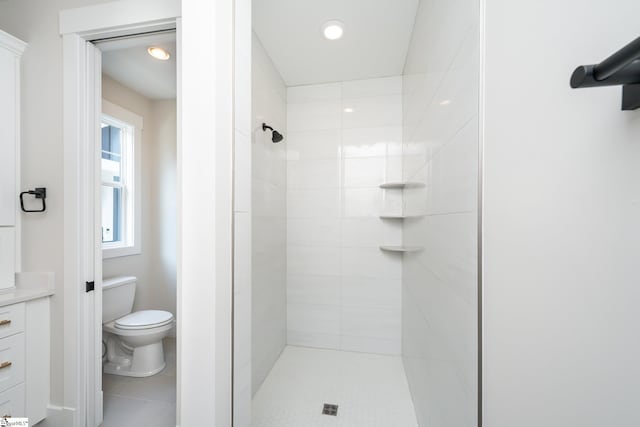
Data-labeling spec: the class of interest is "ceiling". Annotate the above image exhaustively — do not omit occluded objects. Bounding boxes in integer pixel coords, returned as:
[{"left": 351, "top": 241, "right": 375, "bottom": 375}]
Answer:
[
  {"left": 98, "top": 32, "right": 176, "bottom": 100},
  {"left": 253, "top": 0, "right": 419, "bottom": 86}
]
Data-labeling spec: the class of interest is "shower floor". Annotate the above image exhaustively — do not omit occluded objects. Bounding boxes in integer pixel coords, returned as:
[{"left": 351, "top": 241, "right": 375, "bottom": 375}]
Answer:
[{"left": 252, "top": 346, "right": 418, "bottom": 426}]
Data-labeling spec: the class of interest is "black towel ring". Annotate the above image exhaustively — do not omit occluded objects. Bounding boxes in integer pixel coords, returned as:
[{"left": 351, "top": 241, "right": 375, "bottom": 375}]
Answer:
[{"left": 20, "top": 188, "right": 47, "bottom": 213}]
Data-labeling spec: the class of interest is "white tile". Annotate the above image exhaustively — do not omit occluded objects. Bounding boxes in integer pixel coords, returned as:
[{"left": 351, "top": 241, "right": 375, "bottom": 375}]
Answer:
[
  {"left": 253, "top": 180, "right": 286, "bottom": 218},
  {"left": 252, "top": 347, "right": 417, "bottom": 426},
  {"left": 342, "top": 127, "right": 403, "bottom": 158},
  {"left": 287, "top": 100, "right": 341, "bottom": 132},
  {"left": 342, "top": 95, "right": 402, "bottom": 129},
  {"left": 287, "top": 303, "right": 340, "bottom": 335},
  {"left": 342, "top": 76, "right": 402, "bottom": 98},
  {"left": 233, "top": 287, "right": 252, "bottom": 368},
  {"left": 234, "top": 1, "right": 251, "bottom": 136},
  {"left": 341, "top": 188, "right": 382, "bottom": 218},
  {"left": 233, "top": 212, "right": 251, "bottom": 295},
  {"left": 288, "top": 83, "right": 341, "bottom": 104},
  {"left": 102, "top": 395, "right": 175, "bottom": 427},
  {"left": 287, "top": 158, "right": 340, "bottom": 189},
  {"left": 340, "top": 335, "right": 400, "bottom": 355},
  {"left": 252, "top": 139, "right": 287, "bottom": 187},
  {"left": 252, "top": 216, "right": 286, "bottom": 254},
  {"left": 287, "top": 217, "right": 340, "bottom": 247},
  {"left": 287, "top": 274, "right": 341, "bottom": 306},
  {"left": 251, "top": 32, "right": 288, "bottom": 399},
  {"left": 342, "top": 306, "right": 401, "bottom": 341},
  {"left": 340, "top": 217, "right": 402, "bottom": 248},
  {"left": 287, "top": 188, "right": 340, "bottom": 218},
  {"left": 341, "top": 277, "right": 401, "bottom": 309},
  {"left": 386, "top": 155, "right": 404, "bottom": 183},
  {"left": 234, "top": 379, "right": 252, "bottom": 427},
  {"left": 286, "top": 330, "right": 341, "bottom": 350},
  {"left": 427, "top": 118, "right": 478, "bottom": 215},
  {"left": 342, "top": 156, "right": 403, "bottom": 188},
  {"left": 234, "top": 131, "right": 252, "bottom": 212},
  {"left": 108, "top": 373, "right": 176, "bottom": 403},
  {"left": 286, "top": 129, "right": 341, "bottom": 160},
  {"left": 288, "top": 246, "right": 341, "bottom": 276},
  {"left": 281, "top": 78, "right": 407, "bottom": 355},
  {"left": 342, "top": 157, "right": 386, "bottom": 188},
  {"left": 341, "top": 247, "right": 402, "bottom": 279},
  {"left": 411, "top": 213, "right": 477, "bottom": 306},
  {"left": 341, "top": 188, "right": 403, "bottom": 218}
]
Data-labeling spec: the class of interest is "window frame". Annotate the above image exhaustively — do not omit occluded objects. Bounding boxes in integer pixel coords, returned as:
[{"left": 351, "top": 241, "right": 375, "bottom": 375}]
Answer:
[{"left": 101, "top": 100, "right": 143, "bottom": 259}]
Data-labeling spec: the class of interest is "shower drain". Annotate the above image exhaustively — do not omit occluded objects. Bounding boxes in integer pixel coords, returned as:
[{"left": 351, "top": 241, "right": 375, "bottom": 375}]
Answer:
[{"left": 322, "top": 404, "right": 339, "bottom": 416}]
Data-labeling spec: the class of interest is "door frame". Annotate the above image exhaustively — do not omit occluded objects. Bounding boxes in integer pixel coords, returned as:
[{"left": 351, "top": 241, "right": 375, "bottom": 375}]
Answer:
[{"left": 60, "top": 0, "right": 235, "bottom": 425}]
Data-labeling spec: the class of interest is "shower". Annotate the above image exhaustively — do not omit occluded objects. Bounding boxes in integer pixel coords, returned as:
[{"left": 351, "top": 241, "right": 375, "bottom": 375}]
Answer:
[{"left": 262, "top": 122, "right": 284, "bottom": 143}]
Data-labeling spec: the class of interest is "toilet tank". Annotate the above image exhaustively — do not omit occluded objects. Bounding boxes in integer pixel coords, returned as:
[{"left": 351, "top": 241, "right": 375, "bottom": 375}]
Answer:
[{"left": 102, "top": 276, "right": 136, "bottom": 323}]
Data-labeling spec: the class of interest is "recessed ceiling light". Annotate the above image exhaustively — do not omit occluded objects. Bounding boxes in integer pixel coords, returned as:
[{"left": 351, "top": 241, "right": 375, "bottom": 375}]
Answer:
[
  {"left": 322, "top": 20, "right": 345, "bottom": 40},
  {"left": 439, "top": 99, "right": 451, "bottom": 106},
  {"left": 147, "top": 46, "right": 170, "bottom": 60},
  {"left": 343, "top": 107, "right": 354, "bottom": 113}
]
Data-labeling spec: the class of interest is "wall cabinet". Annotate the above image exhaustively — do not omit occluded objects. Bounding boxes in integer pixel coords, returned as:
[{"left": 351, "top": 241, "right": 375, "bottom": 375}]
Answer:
[{"left": 0, "top": 30, "right": 26, "bottom": 290}]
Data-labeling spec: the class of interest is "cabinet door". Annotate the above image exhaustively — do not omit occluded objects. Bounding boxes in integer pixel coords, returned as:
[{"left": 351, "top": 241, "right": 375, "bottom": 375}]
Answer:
[
  {"left": 0, "top": 228, "right": 14, "bottom": 289},
  {"left": 0, "top": 47, "right": 16, "bottom": 226}
]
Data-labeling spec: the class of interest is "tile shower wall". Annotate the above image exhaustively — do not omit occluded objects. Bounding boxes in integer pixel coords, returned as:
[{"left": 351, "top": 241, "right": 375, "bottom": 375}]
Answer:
[
  {"left": 401, "top": 0, "right": 479, "bottom": 425},
  {"left": 286, "top": 77, "right": 403, "bottom": 355},
  {"left": 251, "top": 33, "right": 287, "bottom": 394}
]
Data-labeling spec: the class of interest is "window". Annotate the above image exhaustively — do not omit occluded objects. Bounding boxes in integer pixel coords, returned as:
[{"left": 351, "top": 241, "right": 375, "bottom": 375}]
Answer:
[{"left": 101, "top": 100, "right": 142, "bottom": 258}]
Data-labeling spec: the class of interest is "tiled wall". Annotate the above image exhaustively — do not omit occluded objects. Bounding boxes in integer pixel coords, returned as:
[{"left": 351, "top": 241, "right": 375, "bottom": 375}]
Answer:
[
  {"left": 286, "top": 76, "right": 404, "bottom": 355},
  {"left": 233, "top": 0, "right": 252, "bottom": 423},
  {"left": 401, "top": 0, "right": 479, "bottom": 425},
  {"left": 251, "top": 33, "right": 288, "bottom": 394}
]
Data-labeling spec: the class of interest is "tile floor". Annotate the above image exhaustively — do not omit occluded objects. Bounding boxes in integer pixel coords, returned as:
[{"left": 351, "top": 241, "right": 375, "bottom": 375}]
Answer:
[
  {"left": 252, "top": 346, "right": 418, "bottom": 426},
  {"left": 101, "top": 337, "right": 176, "bottom": 427}
]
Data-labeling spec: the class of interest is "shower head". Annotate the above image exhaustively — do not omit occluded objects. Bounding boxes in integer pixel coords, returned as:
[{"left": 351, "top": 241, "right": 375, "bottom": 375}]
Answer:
[
  {"left": 271, "top": 130, "right": 284, "bottom": 143},
  {"left": 262, "top": 123, "right": 284, "bottom": 143}
]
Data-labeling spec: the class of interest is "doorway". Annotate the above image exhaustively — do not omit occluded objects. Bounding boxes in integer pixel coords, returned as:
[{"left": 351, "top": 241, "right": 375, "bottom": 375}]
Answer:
[
  {"left": 95, "top": 30, "right": 178, "bottom": 426},
  {"left": 61, "top": 1, "right": 239, "bottom": 425}
]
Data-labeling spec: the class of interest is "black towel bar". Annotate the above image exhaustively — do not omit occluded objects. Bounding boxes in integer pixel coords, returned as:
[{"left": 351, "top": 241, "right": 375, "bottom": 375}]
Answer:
[{"left": 570, "top": 37, "right": 640, "bottom": 110}]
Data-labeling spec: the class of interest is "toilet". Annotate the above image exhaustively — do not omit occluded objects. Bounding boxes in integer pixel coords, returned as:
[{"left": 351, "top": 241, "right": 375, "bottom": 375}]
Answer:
[{"left": 102, "top": 276, "right": 174, "bottom": 377}]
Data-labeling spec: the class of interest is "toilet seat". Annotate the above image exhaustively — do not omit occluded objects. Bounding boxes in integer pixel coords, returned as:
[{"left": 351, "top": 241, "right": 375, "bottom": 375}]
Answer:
[{"left": 115, "top": 310, "right": 174, "bottom": 330}]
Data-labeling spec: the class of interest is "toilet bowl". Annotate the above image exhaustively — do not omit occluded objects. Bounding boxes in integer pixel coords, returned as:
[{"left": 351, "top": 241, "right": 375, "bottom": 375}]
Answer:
[{"left": 102, "top": 277, "right": 175, "bottom": 377}]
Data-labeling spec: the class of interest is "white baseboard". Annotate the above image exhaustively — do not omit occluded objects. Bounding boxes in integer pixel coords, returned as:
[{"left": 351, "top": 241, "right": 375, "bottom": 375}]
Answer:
[{"left": 36, "top": 404, "right": 75, "bottom": 427}]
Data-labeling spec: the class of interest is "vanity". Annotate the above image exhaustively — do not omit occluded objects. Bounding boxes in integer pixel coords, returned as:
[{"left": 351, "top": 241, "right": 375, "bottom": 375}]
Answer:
[
  {"left": 0, "top": 29, "right": 53, "bottom": 424},
  {"left": 0, "top": 274, "right": 53, "bottom": 422}
]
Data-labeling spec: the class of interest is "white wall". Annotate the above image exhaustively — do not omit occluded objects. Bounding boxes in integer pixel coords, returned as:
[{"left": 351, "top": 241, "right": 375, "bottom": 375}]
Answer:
[
  {"left": 401, "top": 0, "right": 479, "bottom": 424},
  {"left": 0, "top": 0, "right": 112, "bottom": 410},
  {"left": 251, "top": 33, "right": 287, "bottom": 393},
  {"left": 101, "top": 76, "right": 177, "bottom": 324},
  {"left": 148, "top": 99, "right": 177, "bottom": 315},
  {"left": 483, "top": 0, "right": 640, "bottom": 426},
  {"left": 286, "top": 76, "right": 404, "bottom": 355}
]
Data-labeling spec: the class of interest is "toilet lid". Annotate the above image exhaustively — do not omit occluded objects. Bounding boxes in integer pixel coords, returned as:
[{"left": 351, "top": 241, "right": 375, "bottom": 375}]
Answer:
[{"left": 115, "top": 310, "right": 174, "bottom": 330}]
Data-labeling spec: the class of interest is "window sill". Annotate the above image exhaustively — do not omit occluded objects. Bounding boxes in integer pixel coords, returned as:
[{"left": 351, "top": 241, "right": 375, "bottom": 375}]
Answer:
[{"left": 102, "top": 245, "right": 141, "bottom": 259}]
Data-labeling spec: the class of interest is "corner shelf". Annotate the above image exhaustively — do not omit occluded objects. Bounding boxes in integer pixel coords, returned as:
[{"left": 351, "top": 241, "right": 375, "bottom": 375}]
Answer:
[
  {"left": 379, "top": 214, "right": 426, "bottom": 220},
  {"left": 380, "top": 246, "right": 423, "bottom": 253},
  {"left": 379, "top": 182, "right": 425, "bottom": 189}
]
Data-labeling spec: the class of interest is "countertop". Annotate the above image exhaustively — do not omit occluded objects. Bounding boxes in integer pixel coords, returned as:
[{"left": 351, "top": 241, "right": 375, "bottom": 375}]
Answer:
[
  {"left": 0, "top": 287, "right": 54, "bottom": 307},
  {"left": 0, "top": 271, "right": 55, "bottom": 307}
]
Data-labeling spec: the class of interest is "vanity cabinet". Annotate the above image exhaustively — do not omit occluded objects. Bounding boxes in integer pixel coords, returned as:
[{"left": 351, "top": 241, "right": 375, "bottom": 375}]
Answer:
[
  {"left": 0, "top": 297, "right": 50, "bottom": 423},
  {"left": 0, "top": 30, "right": 26, "bottom": 290}
]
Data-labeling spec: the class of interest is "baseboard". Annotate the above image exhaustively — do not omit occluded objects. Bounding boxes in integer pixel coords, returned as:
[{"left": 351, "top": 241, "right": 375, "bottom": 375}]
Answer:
[{"left": 35, "top": 404, "right": 75, "bottom": 427}]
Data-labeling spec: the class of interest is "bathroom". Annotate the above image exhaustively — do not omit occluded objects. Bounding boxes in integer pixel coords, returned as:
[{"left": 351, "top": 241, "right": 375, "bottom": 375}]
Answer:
[
  {"left": 0, "top": 0, "right": 639, "bottom": 425},
  {"left": 98, "top": 32, "right": 178, "bottom": 425},
  {"left": 233, "top": 0, "right": 479, "bottom": 425}
]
